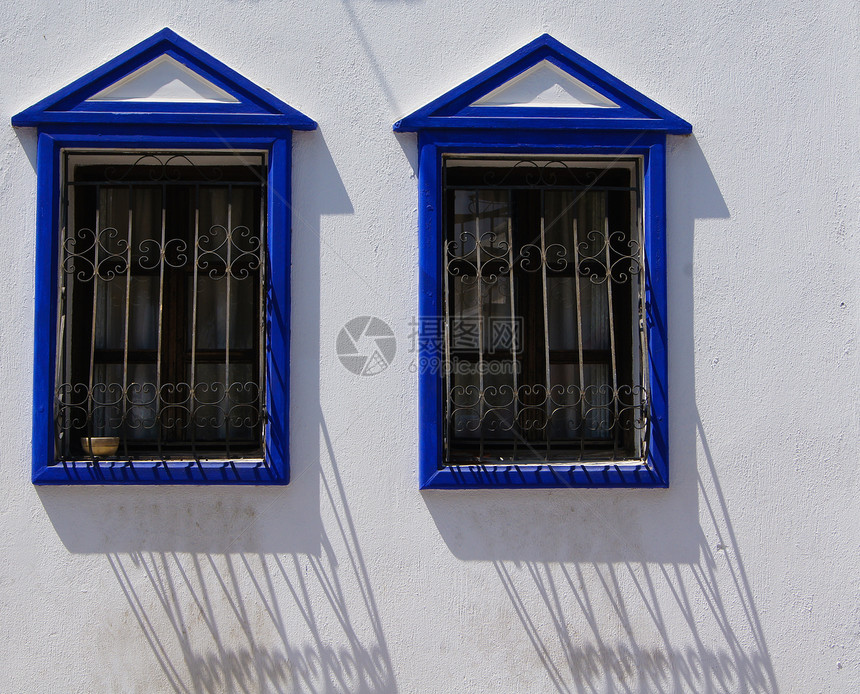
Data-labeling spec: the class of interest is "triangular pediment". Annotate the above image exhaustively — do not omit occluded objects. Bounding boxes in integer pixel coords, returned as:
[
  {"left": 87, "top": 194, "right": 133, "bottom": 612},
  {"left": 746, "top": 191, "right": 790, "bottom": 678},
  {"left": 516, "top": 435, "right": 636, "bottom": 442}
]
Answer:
[
  {"left": 12, "top": 28, "right": 315, "bottom": 130},
  {"left": 394, "top": 35, "right": 691, "bottom": 133},
  {"left": 470, "top": 60, "right": 618, "bottom": 109},
  {"left": 87, "top": 55, "right": 240, "bottom": 103}
]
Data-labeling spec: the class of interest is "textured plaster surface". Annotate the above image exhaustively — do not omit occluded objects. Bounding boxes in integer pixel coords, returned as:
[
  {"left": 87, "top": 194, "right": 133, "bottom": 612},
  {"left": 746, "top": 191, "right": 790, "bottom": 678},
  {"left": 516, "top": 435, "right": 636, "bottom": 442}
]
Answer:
[{"left": 0, "top": 1, "right": 858, "bottom": 692}]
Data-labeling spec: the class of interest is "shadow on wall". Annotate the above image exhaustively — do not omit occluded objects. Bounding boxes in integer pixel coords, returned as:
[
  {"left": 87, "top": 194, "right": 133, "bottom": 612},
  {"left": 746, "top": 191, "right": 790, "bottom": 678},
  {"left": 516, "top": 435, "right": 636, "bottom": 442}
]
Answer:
[
  {"left": 474, "top": 417, "right": 777, "bottom": 693},
  {"left": 104, "top": 439, "right": 393, "bottom": 693},
  {"left": 29, "top": 130, "right": 769, "bottom": 692},
  {"left": 423, "top": 136, "right": 776, "bottom": 692},
  {"left": 35, "top": 130, "right": 395, "bottom": 693}
]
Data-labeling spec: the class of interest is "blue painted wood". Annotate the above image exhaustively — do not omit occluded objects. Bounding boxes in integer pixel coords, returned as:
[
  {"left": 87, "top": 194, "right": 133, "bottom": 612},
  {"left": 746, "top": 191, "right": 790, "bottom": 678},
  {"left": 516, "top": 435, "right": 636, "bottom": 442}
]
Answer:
[
  {"left": 421, "top": 464, "right": 666, "bottom": 489},
  {"left": 643, "top": 143, "right": 669, "bottom": 486},
  {"left": 15, "top": 30, "right": 313, "bottom": 484},
  {"left": 265, "top": 137, "right": 291, "bottom": 485},
  {"left": 12, "top": 28, "right": 316, "bottom": 130},
  {"left": 406, "top": 73, "right": 681, "bottom": 488},
  {"left": 417, "top": 138, "right": 443, "bottom": 489},
  {"left": 394, "top": 34, "right": 691, "bottom": 134},
  {"left": 32, "top": 133, "right": 61, "bottom": 485}
]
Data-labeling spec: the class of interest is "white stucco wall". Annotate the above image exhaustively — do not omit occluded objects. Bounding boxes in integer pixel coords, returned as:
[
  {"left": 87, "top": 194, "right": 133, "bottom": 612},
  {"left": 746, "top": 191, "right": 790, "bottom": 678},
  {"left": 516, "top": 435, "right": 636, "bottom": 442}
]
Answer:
[{"left": 0, "top": 1, "right": 857, "bottom": 692}]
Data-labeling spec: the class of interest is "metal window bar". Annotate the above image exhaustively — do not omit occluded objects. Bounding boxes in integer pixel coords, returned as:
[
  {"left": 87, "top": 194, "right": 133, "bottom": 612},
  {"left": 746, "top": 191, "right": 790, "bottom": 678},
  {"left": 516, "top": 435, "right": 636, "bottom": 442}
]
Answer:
[
  {"left": 473, "top": 191, "right": 485, "bottom": 460},
  {"left": 442, "top": 157, "right": 648, "bottom": 467},
  {"left": 54, "top": 152, "right": 267, "bottom": 464}
]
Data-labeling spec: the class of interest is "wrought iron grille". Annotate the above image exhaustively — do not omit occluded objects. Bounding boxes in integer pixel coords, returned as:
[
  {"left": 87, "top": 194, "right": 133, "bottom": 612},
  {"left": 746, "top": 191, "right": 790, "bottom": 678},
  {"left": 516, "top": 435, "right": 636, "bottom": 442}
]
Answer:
[
  {"left": 442, "top": 156, "right": 648, "bottom": 465},
  {"left": 54, "top": 151, "right": 267, "bottom": 463}
]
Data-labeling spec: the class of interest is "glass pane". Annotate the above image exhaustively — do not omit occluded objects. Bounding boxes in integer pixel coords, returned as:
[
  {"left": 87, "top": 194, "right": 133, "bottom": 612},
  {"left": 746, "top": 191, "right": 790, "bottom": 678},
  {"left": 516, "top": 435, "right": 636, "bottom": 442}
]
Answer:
[
  {"left": 90, "top": 363, "right": 158, "bottom": 441},
  {"left": 58, "top": 153, "right": 266, "bottom": 461},
  {"left": 449, "top": 364, "right": 516, "bottom": 441},
  {"left": 451, "top": 190, "right": 477, "bottom": 258},
  {"left": 544, "top": 191, "right": 576, "bottom": 268},
  {"left": 547, "top": 277, "right": 578, "bottom": 351},
  {"left": 484, "top": 276, "right": 514, "bottom": 353},
  {"left": 99, "top": 187, "right": 130, "bottom": 257},
  {"left": 94, "top": 276, "right": 158, "bottom": 351},
  {"left": 94, "top": 278, "right": 125, "bottom": 351},
  {"left": 189, "top": 275, "right": 255, "bottom": 350},
  {"left": 451, "top": 276, "right": 514, "bottom": 353},
  {"left": 450, "top": 189, "right": 510, "bottom": 259},
  {"left": 198, "top": 186, "right": 259, "bottom": 268},
  {"left": 582, "top": 363, "right": 612, "bottom": 440},
  {"left": 549, "top": 363, "right": 581, "bottom": 440},
  {"left": 130, "top": 187, "right": 162, "bottom": 265},
  {"left": 190, "top": 363, "right": 258, "bottom": 442},
  {"left": 128, "top": 277, "right": 159, "bottom": 351},
  {"left": 476, "top": 189, "right": 510, "bottom": 250},
  {"left": 449, "top": 367, "right": 481, "bottom": 440},
  {"left": 230, "top": 186, "right": 260, "bottom": 255},
  {"left": 580, "top": 281, "right": 609, "bottom": 351},
  {"left": 482, "top": 367, "right": 516, "bottom": 440}
]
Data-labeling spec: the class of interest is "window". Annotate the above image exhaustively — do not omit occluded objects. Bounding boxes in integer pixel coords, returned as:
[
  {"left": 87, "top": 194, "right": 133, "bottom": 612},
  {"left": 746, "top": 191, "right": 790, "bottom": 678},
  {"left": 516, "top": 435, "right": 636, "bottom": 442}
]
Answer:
[
  {"left": 57, "top": 151, "right": 266, "bottom": 463},
  {"left": 443, "top": 156, "right": 646, "bottom": 466},
  {"left": 13, "top": 29, "right": 316, "bottom": 483},
  {"left": 394, "top": 34, "right": 691, "bottom": 488}
]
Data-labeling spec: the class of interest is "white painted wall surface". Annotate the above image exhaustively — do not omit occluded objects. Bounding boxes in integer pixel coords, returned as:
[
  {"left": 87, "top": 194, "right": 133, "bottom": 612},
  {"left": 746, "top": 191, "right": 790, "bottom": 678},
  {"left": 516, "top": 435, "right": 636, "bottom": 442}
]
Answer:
[{"left": 0, "top": 1, "right": 857, "bottom": 692}]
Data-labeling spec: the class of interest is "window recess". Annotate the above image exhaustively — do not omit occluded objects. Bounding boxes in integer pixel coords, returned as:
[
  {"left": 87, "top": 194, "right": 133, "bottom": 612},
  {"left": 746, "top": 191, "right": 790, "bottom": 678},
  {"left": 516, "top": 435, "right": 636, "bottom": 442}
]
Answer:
[
  {"left": 56, "top": 151, "right": 266, "bottom": 463},
  {"left": 443, "top": 157, "right": 647, "bottom": 466}
]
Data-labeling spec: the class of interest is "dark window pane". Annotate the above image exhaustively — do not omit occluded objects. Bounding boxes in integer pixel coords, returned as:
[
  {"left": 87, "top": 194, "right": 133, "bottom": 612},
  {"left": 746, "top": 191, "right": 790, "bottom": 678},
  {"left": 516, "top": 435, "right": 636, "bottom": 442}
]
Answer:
[
  {"left": 55, "top": 152, "right": 266, "bottom": 462},
  {"left": 442, "top": 157, "right": 646, "bottom": 465}
]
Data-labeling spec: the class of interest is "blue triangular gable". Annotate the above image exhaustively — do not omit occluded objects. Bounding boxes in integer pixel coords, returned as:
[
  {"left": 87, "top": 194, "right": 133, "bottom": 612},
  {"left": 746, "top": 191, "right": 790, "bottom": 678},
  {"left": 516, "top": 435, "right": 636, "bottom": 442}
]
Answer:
[
  {"left": 394, "top": 35, "right": 690, "bottom": 134},
  {"left": 12, "top": 28, "right": 316, "bottom": 130}
]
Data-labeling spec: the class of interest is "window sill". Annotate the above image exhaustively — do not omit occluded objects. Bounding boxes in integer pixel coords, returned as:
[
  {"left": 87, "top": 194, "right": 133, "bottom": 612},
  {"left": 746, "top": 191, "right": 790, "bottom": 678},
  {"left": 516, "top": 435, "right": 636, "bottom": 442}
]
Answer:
[
  {"left": 33, "top": 458, "right": 286, "bottom": 485},
  {"left": 421, "top": 462, "right": 667, "bottom": 489}
]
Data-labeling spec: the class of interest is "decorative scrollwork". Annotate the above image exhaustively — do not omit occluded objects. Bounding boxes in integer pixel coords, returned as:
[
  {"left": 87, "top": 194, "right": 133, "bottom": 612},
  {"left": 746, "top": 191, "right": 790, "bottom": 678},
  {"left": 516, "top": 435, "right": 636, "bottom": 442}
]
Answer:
[
  {"left": 518, "top": 242, "right": 570, "bottom": 273},
  {"left": 445, "top": 230, "right": 510, "bottom": 285},
  {"left": 481, "top": 159, "right": 578, "bottom": 187},
  {"left": 63, "top": 227, "right": 130, "bottom": 281},
  {"left": 576, "top": 230, "right": 642, "bottom": 284},
  {"left": 55, "top": 380, "right": 263, "bottom": 458},
  {"left": 103, "top": 154, "right": 224, "bottom": 183},
  {"left": 138, "top": 237, "right": 189, "bottom": 270},
  {"left": 198, "top": 225, "right": 263, "bottom": 280},
  {"left": 609, "top": 238, "right": 642, "bottom": 283},
  {"left": 446, "top": 382, "right": 649, "bottom": 437}
]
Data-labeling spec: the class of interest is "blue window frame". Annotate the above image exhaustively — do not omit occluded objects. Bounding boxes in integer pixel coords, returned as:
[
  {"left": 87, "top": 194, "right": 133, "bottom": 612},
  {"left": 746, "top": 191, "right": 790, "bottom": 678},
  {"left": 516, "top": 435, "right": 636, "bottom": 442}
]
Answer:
[
  {"left": 13, "top": 28, "right": 315, "bottom": 484},
  {"left": 394, "top": 35, "right": 691, "bottom": 489}
]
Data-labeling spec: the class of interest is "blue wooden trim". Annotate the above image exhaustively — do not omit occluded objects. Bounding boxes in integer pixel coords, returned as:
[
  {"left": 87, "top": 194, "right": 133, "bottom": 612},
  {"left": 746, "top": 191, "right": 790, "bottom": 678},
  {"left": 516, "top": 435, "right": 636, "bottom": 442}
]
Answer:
[
  {"left": 28, "top": 132, "right": 293, "bottom": 485},
  {"left": 32, "top": 133, "right": 61, "bottom": 485},
  {"left": 398, "top": 117, "right": 691, "bottom": 134},
  {"left": 413, "top": 128, "right": 662, "bottom": 150},
  {"left": 12, "top": 28, "right": 316, "bottom": 130},
  {"left": 394, "top": 34, "right": 691, "bottom": 134},
  {"left": 34, "top": 126, "right": 299, "bottom": 142},
  {"left": 33, "top": 461, "right": 284, "bottom": 485},
  {"left": 413, "top": 131, "right": 672, "bottom": 489},
  {"left": 417, "top": 138, "right": 443, "bottom": 488},
  {"left": 15, "top": 112, "right": 315, "bottom": 129},
  {"left": 265, "top": 137, "right": 291, "bottom": 484},
  {"left": 643, "top": 143, "right": 669, "bottom": 486},
  {"left": 422, "top": 465, "right": 666, "bottom": 489},
  {"left": 70, "top": 103, "right": 268, "bottom": 114}
]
